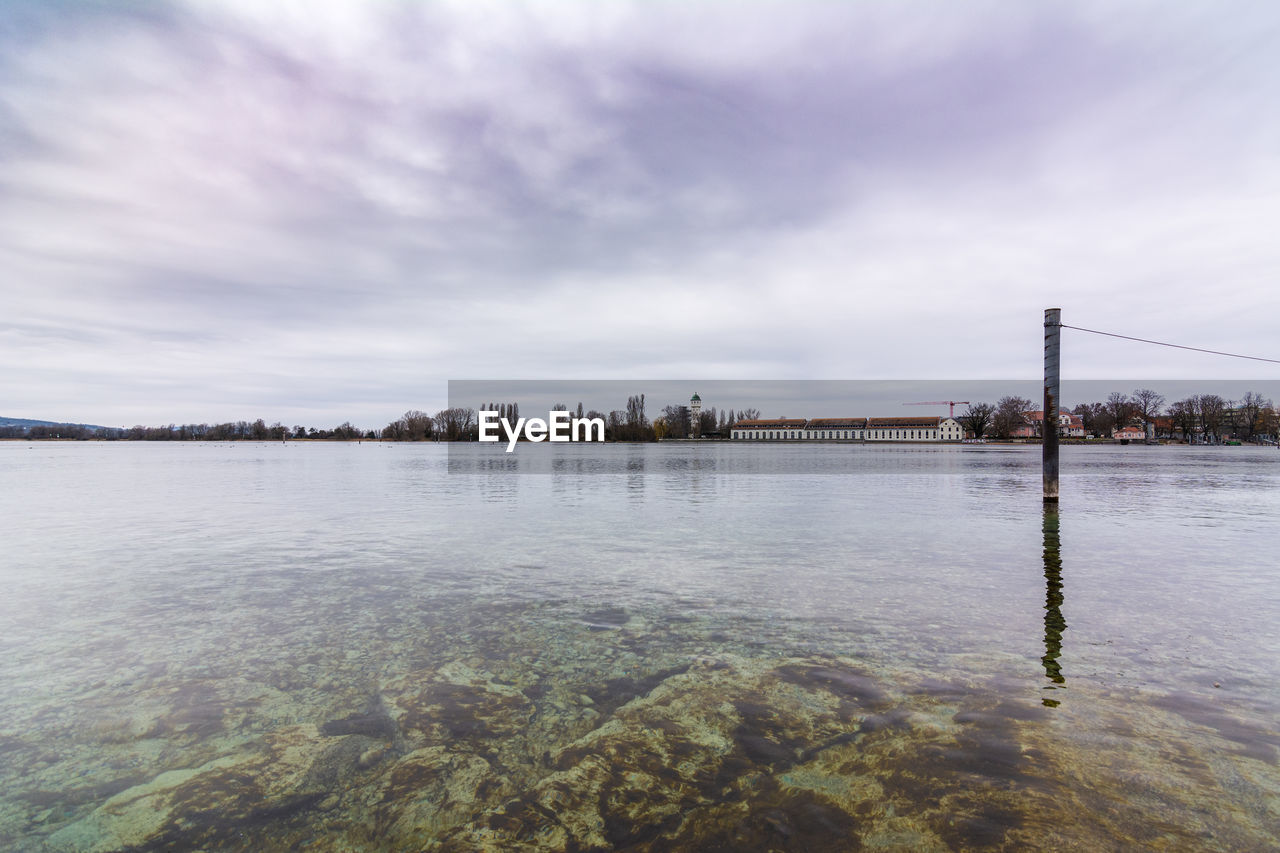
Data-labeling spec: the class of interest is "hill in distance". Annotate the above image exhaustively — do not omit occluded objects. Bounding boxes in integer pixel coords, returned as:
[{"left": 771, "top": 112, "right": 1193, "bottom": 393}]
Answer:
[{"left": 0, "top": 416, "right": 119, "bottom": 432}]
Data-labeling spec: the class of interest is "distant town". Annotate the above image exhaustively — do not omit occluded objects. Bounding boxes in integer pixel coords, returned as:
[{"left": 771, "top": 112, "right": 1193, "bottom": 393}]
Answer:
[{"left": 3, "top": 387, "right": 1276, "bottom": 445}]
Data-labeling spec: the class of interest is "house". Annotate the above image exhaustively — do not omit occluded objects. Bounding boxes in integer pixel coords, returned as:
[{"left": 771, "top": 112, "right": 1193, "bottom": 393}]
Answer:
[
  {"left": 1112, "top": 425, "right": 1146, "bottom": 441},
  {"left": 1017, "top": 409, "right": 1086, "bottom": 438},
  {"left": 1010, "top": 419, "right": 1037, "bottom": 439}
]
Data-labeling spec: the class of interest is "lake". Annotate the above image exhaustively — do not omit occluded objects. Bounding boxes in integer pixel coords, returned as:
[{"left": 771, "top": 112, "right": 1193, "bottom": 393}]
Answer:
[{"left": 1, "top": 441, "right": 1277, "bottom": 851}]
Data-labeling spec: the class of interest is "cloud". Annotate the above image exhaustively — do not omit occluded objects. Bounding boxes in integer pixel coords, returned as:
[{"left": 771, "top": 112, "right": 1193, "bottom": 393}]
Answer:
[{"left": 2, "top": 1, "right": 1279, "bottom": 426}]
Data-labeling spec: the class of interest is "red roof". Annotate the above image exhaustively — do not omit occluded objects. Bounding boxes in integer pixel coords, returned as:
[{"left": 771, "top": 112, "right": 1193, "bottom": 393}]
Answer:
[
  {"left": 866, "top": 417, "right": 944, "bottom": 428},
  {"left": 734, "top": 419, "right": 808, "bottom": 428}
]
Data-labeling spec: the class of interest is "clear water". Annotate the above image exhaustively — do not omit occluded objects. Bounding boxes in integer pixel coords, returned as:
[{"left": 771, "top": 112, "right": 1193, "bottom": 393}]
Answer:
[{"left": 0, "top": 442, "right": 1276, "bottom": 851}]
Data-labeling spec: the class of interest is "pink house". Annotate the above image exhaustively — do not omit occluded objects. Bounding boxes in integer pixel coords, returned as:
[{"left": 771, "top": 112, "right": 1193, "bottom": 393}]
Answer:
[{"left": 1015, "top": 410, "right": 1086, "bottom": 438}]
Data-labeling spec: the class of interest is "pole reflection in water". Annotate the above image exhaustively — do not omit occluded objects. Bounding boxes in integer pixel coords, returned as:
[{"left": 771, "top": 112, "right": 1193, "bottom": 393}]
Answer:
[{"left": 1042, "top": 504, "right": 1067, "bottom": 706}]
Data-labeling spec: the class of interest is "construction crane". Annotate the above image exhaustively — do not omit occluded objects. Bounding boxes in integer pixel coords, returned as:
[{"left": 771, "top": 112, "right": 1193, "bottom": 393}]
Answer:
[{"left": 904, "top": 400, "right": 970, "bottom": 418}]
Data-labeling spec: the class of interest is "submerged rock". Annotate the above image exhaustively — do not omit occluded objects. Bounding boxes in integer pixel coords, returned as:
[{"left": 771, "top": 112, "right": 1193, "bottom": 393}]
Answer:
[
  {"left": 34, "top": 652, "right": 1280, "bottom": 852},
  {"left": 429, "top": 656, "right": 937, "bottom": 852},
  {"left": 46, "top": 725, "right": 331, "bottom": 852}
]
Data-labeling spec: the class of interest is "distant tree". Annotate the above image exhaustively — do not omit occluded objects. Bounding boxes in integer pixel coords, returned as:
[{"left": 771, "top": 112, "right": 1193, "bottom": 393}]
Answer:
[
  {"left": 661, "top": 404, "right": 690, "bottom": 439},
  {"left": 1236, "top": 391, "right": 1267, "bottom": 439},
  {"left": 1168, "top": 398, "right": 1199, "bottom": 442},
  {"left": 1105, "top": 392, "right": 1135, "bottom": 432},
  {"left": 992, "top": 396, "right": 1033, "bottom": 438},
  {"left": 1132, "top": 388, "right": 1165, "bottom": 423},
  {"left": 624, "top": 394, "right": 649, "bottom": 440},
  {"left": 699, "top": 406, "right": 717, "bottom": 435},
  {"left": 402, "top": 410, "right": 433, "bottom": 441},
  {"left": 1197, "top": 394, "right": 1226, "bottom": 442},
  {"left": 433, "top": 408, "right": 475, "bottom": 441},
  {"left": 333, "top": 422, "right": 361, "bottom": 440},
  {"left": 1071, "top": 403, "right": 1106, "bottom": 437},
  {"left": 738, "top": 408, "right": 761, "bottom": 421},
  {"left": 959, "top": 402, "right": 994, "bottom": 439},
  {"left": 1258, "top": 404, "right": 1279, "bottom": 440}
]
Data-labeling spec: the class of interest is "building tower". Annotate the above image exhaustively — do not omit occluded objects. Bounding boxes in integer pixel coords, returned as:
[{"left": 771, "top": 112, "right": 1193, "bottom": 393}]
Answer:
[{"left": 690, "top": 392, "right": 702, "bottom": 438}]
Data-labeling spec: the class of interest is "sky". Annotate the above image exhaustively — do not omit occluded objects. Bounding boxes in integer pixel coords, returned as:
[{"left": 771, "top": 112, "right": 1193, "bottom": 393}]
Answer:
[{"left": 3, "top": 1, "right": 1279, "bottom": 428}]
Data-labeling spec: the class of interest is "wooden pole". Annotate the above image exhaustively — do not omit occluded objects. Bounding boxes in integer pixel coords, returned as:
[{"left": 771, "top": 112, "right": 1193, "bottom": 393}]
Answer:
[{"left": 1044, "top": 308, "right": 1061, "bottom": 502}]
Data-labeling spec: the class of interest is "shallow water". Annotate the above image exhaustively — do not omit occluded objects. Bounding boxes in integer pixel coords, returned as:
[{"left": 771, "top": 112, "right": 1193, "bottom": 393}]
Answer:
[{"left": 0, "top": 441, "right": 1276, "bottom": 850}]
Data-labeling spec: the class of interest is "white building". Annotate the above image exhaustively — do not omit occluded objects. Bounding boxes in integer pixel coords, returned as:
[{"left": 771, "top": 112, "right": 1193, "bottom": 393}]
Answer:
[
  {"left": 864, "top": 416, "right": 964, "bottom": 442},
  {"left": 730, "top": 416, "right": 963, "bottom": 442},
  {"left": 730, "top": 418, "right": 808, "bottom": 440},
  {"left": 805, "top": 418, "right": 866, "bottom": 440}
]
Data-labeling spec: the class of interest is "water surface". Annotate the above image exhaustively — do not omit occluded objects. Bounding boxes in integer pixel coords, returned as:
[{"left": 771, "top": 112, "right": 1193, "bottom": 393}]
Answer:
[{"left": 0, "top": 442, "right": 1276, "bottom": 850}]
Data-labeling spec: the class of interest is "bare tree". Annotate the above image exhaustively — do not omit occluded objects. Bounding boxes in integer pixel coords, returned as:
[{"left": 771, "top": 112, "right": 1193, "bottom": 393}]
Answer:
[
  {"left": 1072, "top": 402, "right": 1108, "bottom": 437},
  {"left": 1168, "top": 398, "right": 1199, "bottom": 442},
  {"left": 402, "top": 410, "right": 434, "bottom": 441},
  {"left": 661, "top": 404, "right": 690, "bottom": 439},
  {"left": 1258, "top": 403, "right": 1279, "bottom": 441},
  {"left": 959, "top": 402, "right": 994, "bottom": 439},
  {"left": 434, "top": 407, "right": 475, "bottom": 441},
  {"left": 1196, "top": 394, "right": 1225, "bottom": 443},
  {"left": 1132, "top": 388, "right": 1165, "bottom": 423},
  {"left": 1236, "top": 391, "right": 1267, "bottom": 439},
  {"left": 333, "top": 422, "right": 362, "bottom": 440},
  {"left": 992, "top": 396, "right": 1033, "bottom": 438},
  {"left": 1105, "top": 392, "right": 1134, "bottom": 431}
]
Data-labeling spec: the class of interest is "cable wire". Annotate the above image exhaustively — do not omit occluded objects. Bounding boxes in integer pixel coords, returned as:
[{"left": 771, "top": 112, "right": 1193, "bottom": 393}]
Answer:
[{"left": 1056, "top": 324, "right": 1280, "bottom": 365}]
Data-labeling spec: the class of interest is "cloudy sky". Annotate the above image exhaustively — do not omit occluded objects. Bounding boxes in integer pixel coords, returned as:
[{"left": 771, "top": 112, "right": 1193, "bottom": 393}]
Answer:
[{"left": 3, "top": 1, "right": 1279, "bottom": 428}]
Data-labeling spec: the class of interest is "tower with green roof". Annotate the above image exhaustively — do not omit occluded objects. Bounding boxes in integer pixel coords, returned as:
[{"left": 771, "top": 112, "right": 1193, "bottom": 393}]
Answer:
[{"left": 690, "top": 392, "right": 702, "bottom": 438}]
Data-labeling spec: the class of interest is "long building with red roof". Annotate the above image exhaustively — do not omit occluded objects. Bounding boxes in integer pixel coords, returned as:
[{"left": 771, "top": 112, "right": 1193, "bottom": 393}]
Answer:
[{"left": 730, "top": 416, "right": 963, "bottom": 442}]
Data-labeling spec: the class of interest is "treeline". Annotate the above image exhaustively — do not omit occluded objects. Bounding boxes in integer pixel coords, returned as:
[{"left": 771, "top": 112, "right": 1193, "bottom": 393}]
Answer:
[
  {"left": 0, "top": 424, "right": 119, "bottom": 440},
  {"left": 957, "top": 388, "right": 1277, "bottom": 442},
  {"left": 380, "top": 408, "right": 479, "bottom": 441},
  {"left": 653, "top": 404, "right": 759, "bottom": 439},
  {"left": 378, "top": 396, "right": 762, "bottom": 442},
  {"left": 1, "top": 420, "right": 372, "bottom": 441},
  {"left": 14, "top": 387, "right": 1271, "bottom": 444}
]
